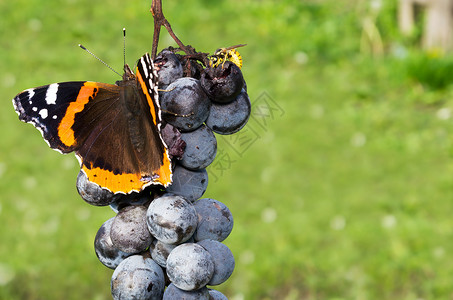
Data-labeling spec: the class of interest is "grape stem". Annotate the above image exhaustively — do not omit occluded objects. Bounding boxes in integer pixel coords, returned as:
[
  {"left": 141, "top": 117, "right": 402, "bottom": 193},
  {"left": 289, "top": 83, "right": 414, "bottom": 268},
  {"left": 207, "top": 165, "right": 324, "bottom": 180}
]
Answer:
[{"left": 150, "top": 0, "right": 193, "bottom": 60}]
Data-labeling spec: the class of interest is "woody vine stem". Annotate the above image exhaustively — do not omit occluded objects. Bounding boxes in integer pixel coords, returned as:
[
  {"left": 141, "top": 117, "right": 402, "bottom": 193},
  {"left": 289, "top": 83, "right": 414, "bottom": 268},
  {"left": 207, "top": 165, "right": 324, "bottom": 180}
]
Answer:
[{"left": 150, "top": 0, "right": 193, "bottom": 60}]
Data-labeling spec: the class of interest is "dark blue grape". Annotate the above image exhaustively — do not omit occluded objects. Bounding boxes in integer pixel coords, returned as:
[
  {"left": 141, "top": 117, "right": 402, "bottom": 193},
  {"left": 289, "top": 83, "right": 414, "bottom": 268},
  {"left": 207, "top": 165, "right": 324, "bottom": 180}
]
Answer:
[
  {"left": 205, "top": 90, "right": 251, "bottom": 135},
  {"left": 163, "top": 283, "right": 209, "bottom": 300},
  {"left": 208, "top": 289, "right": 228, "bottom": 300},
  {"left": 198, "top": 239, "right": 235, "bottom": 285},
  {"left": 160, "top": 77, "right": 211, "bottom": 132},
  {"left": 166, "top": 165, "right": 208, "bottom": 202},
  {"left": 179, "top": 124, "right": 217, "bottom": 170},
  {"left": 76, "top": 170, "right": 121, "bottom": 206},
  {"left": 193, "top": 198, "right": 233, "bottom": 242},
  {"left": 94, "top": 217, "right": 131, "bottom": 269},
  {"left": 146, "top": 194, "right": 197, "bottom": 245},
  {"left": 110, "top": 205, "right": 153, "bottom": 253},
  {"left": 150, "top": 236, "right": 195, "bottom": 268},
  {"left": 155, "top": 49, "right": 183, "bottom": 89},
  {"left": 111, "top": 255, "right": 165, "bottom": 300},
  {"left": 201, "top": 61, "right": 244, "bottom": 103},
  {"left": 166, "top": 243, "right": 214, "bottom": 291},
  {"left": 109, "top": 192, "right": 151, "bottom": 214},
  {"left": 149, "top": 239, "right": 177, "bottom": 268}
]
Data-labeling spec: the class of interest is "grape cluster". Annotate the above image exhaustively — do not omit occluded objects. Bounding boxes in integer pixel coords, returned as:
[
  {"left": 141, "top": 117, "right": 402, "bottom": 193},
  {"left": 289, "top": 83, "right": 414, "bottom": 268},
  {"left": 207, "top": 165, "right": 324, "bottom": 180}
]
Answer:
[{"left": 77, "top": 47, "right": 250, "bottom": 299}]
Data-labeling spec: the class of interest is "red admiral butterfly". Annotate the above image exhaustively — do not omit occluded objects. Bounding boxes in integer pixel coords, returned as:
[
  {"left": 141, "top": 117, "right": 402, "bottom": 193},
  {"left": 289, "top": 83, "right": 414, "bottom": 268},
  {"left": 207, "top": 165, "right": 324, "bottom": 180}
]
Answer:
[{"left": 12, "top": 53, "right": 172, "bottom": 194}]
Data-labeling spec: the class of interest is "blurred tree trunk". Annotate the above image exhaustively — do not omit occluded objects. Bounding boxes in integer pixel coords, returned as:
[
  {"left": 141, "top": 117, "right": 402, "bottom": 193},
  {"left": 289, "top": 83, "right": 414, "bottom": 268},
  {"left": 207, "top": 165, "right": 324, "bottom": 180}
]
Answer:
[
  {"left": 399, "top": 0, "right": 415, "bottom": 34},
  {"left": 423, "top": 0, "right": 453, "bottom": 51},
  {"left": 398, "top": 0, "right": 453, "bottom": 52}
]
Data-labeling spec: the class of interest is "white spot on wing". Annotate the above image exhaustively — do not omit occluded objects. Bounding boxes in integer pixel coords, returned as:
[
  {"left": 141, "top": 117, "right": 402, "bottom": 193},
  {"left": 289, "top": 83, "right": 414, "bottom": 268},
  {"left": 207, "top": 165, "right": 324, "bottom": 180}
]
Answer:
[
  {"left": 26, "top": 88, "right": 35, "bottom": 99},
  {"left": 32, "top": 107, "right": 38, "bottom": 112},
  {"left": 39, "top": 109, "right": 48, "bottom": 119},
  {"left": 45, "top": 83, "right": 59, "bottom": 105},
  {"left": 52, "top": 115, "right": 57, "bottom": 119}
]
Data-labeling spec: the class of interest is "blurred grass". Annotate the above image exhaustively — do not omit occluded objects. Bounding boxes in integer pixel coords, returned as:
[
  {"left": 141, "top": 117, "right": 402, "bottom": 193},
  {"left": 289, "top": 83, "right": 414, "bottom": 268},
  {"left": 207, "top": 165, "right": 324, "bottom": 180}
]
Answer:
[{"left": 2, "top": 0, "right": 453, "bottom": 299}]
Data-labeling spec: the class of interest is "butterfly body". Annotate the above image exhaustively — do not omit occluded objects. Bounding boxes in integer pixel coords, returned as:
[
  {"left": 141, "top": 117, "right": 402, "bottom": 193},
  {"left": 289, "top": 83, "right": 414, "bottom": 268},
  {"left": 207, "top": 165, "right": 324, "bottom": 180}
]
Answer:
[{"left": 13, "top": 53, "right": 172, "bottom": 194}]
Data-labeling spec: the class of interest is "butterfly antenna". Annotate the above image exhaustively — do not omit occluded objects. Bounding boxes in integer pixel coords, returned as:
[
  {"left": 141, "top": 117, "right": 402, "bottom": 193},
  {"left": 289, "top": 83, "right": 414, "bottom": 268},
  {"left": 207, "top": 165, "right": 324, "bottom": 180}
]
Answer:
[
  {"left": 123, "top": 28, "right": 126, "bottom": 67},
  {"left": 78, "top": 44, "right": 122, "bottom": 77}
]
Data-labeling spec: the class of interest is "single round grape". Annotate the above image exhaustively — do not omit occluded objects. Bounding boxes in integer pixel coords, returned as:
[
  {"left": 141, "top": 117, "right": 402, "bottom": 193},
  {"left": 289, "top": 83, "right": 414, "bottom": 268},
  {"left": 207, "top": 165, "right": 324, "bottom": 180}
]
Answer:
[
  {"left": 198, "top": 239, "right": 235, "bottom": 285},
  {"left": 110, "top": 205, "right": 153, "bottom": 253},
  {"left": 160, "top": 77, "right": 211, "bottom": 132},
  {"left": 109, "top": 192, "right": 151, "bottom": 214},
  {"left": 166, "top": 165, "right": 208, "bottom": 202},
  {"left": 180, "top": 124, "right": 217, "bottom": 170},
  {"left": 208, "top": 289, "right": 228, "bottom": 300},
  {"left": 166, "top": 243, "right": 214, "bottom": 291},
  {"left": 146, "top": 194, "right": 197, "bottom": 245},
  {"left": 150, "top": 236, "right": 195, "bottom": 268},
  {"left": 201, "top": 61, "right": 244, "bottom": 103},
  {"left": 111, "top": 255, "right": 165, "bottom": 300},
  {"left": 94, "top": 217, "right": 131, "bottom": 269},
  {"left": 205, "top": 90, "right": 251, "bottom": 135},
  {"left": 163, "top": 283, "right": 209, "bottom": 300},
  {"left": 76, "top": 170, "right": 121, "bottom": 206},
  {"left": 155, "top": 49, "right": 183, "bottom": 89},
  {"left": 149, "top": 239, "right": 177, "bottom": 268},
  {"left": 193, "top": 198, "right": 233, "bottom": 242}
]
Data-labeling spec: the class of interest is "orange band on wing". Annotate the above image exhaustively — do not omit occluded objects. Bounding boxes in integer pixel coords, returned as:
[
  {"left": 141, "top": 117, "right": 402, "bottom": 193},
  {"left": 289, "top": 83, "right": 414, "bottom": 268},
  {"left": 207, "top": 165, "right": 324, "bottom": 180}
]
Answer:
[
  {"left": 82, "top": 165, "right": 143, "bottom": 193},
  {"left": 135, "top": 69, "right": 173, "bottom": 190},
  {"left": 82, "top": 162, "right": 172, "bottom": 194},
  {"left": 58, "top": 82, "right": 100, "bottom": 147},
  {"left": 156, "top": 150, "right": 172, "bottom": 187},
  {"left": 136, "top": 70, "right": 158, "bottom": 126}
]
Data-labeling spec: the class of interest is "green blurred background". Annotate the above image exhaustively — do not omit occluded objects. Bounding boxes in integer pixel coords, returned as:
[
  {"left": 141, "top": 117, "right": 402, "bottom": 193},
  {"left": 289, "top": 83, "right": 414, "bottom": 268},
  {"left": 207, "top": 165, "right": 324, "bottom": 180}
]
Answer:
[{"left": 2, "top": 0, "right": 453, "bottom": 299}]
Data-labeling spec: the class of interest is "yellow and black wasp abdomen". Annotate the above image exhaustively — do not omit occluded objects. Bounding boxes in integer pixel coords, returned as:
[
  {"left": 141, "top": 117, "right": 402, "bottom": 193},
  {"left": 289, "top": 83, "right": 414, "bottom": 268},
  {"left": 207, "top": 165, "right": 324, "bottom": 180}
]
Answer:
[
  {"left": 225, "top": 49, "right": 243, "bottom": 69},
  {"left": 209, "top": 44, "right": 246, "bottom": 69}
]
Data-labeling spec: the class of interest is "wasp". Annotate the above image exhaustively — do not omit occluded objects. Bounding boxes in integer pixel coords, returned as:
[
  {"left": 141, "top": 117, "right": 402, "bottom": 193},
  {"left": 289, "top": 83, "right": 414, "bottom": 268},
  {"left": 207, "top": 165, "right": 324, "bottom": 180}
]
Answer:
[{"left": 209, "top": 44, "right": 246, "bottom": 69}]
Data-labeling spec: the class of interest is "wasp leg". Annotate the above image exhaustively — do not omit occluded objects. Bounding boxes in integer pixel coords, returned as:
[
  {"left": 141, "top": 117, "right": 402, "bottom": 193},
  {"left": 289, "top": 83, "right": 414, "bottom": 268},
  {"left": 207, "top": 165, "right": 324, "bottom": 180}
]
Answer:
[{"left": 157, "top": 87, "right": 176, "bottom": 92}]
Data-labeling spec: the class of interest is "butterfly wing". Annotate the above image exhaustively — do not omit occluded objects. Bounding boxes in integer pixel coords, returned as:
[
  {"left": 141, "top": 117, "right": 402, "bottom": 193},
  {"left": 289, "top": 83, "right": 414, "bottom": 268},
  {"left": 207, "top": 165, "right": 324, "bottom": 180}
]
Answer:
[
  {"left": 12, "top": 53, "right": 172, "bottom": 194},
  {"left": 76, "top": 53, "right": 172, "bottom": 193},
  {"left": 13, "top": 81, "right": 118, "bottom": 153}
]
